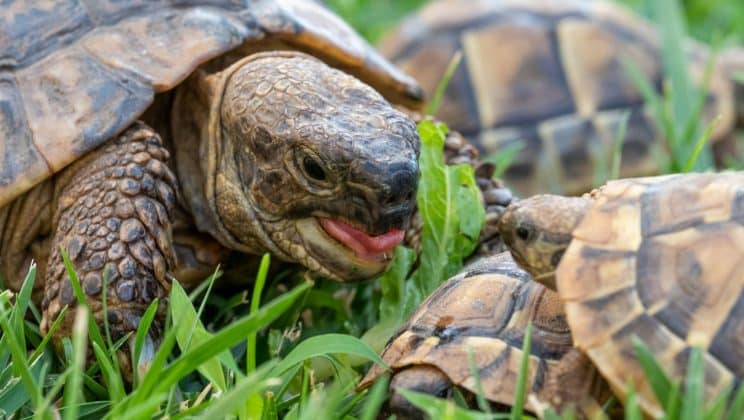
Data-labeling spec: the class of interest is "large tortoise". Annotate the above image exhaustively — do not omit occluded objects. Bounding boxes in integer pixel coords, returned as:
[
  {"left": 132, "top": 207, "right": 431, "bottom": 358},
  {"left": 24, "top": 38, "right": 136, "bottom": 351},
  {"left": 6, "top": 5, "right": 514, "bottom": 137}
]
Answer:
[
  {"left": 380, "top": 0, "right": 744, "bottom": 197},
  {"left": 360, "top": 252, "right": 609, "bottom": 417},
  {"left": 498, "top": 172, "right": 744, "bottom": 416},
  {"left": 0, "top": 0, "right": 435, "bottom": 369}
]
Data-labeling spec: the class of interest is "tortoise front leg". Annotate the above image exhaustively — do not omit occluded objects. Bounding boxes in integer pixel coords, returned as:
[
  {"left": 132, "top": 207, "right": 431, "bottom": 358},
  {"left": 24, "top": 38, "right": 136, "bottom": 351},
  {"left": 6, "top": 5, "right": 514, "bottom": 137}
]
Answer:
[{"left": 40, "top": 122, "right": 177, "bottom": 375}]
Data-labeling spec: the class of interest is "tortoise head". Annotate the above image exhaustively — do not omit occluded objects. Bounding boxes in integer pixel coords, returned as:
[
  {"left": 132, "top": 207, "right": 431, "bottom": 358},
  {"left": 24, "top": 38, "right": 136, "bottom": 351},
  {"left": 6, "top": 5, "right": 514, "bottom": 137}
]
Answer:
[
  {"left": 174, "top": 51, "right": 419, "bottom": 281},
  {"left": 497, "top": 195, "right": 591, "bottom": 290}
]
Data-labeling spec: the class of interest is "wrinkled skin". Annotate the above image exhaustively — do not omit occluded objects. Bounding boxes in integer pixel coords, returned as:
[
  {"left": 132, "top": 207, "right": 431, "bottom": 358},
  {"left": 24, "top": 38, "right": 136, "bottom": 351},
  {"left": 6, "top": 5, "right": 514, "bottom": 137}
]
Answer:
[
  {"left": 497, "top": 195, "right": 591, "bottom": 290},
  {"left": 172, "top": 52, "right": 420, "bottom": 281},
  {"left": 0, "top": 51, "right": 420, "bottom": 377}
]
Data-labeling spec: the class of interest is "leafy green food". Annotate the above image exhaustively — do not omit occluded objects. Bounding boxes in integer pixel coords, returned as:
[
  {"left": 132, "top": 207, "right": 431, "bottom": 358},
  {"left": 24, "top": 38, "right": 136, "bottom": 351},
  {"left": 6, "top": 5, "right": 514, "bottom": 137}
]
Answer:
[{"left": 363, "top": 119, "right": 485, "bottom": 352}]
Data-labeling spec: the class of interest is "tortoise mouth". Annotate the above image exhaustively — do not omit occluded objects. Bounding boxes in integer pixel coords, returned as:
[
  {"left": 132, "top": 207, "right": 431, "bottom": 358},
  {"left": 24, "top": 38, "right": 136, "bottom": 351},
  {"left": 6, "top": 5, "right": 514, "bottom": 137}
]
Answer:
[
  {"left": 289, "top": 217, "right": 402, "bottom": 281},
  {"left": 317, "top": 217, "right": 404, "bottom": 258}
]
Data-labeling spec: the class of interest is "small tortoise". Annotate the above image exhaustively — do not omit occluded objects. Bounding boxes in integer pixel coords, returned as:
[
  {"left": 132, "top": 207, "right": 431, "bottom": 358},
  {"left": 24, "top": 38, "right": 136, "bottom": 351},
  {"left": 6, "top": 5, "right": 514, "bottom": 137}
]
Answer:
[
  {"left": 380, "top": 0, "right": 744, "bottom": 197},
  {"left": 0, "top": 0, "right": 431, "bottom": 369},
  {"left": 360, "top": 252, "right": 608, "bottom": 417},
  {"left": 499, "top": 172, "right": 744, "bottom": 416}
]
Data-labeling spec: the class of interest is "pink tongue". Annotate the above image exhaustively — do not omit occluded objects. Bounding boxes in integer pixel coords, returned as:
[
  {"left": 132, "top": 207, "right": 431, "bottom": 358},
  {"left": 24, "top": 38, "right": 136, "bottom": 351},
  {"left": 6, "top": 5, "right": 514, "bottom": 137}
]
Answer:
[{"left": 319, "top": 218, "right": 404, "bottom": 256}]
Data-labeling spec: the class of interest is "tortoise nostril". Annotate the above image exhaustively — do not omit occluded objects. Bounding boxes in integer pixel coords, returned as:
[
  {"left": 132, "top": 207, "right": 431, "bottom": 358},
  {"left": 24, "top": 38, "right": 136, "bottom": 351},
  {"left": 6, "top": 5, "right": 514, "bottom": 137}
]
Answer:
[{"left": 383, "top": 171, "right": 416, "bottom": 208}]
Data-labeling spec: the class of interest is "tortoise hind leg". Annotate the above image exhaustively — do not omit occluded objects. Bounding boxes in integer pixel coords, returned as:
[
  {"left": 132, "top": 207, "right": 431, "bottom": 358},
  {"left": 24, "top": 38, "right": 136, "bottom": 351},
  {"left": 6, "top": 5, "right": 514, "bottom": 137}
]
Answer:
[
  {"left": 538, "top": 348, "right": 613, "bottom": 419},
  {"left": 40, "top": 122, "right": 177, "bottom": 377},
  {"left": 387, "top": 365, "right": 455, "bottom": 419}
]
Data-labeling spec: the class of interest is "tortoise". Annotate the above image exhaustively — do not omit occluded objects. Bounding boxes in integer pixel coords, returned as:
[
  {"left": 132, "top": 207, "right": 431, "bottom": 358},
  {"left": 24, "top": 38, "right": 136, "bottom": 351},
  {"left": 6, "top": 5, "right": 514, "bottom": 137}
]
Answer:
[
  {"left": 359, "top": 252, "right": 609, "bottom": 417},
  {"left": 379, "top": 0, "right": 744, "bottom": 197},
  {"left": 498, "top": 171, "right": 744, "bottom": 416},
  {"left": 0, "top": 0, "right": 440, "bottom": 372}
]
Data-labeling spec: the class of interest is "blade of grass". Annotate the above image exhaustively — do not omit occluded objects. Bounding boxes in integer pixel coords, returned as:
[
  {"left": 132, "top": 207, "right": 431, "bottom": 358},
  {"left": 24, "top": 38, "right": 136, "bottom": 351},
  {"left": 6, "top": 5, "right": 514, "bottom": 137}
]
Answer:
[
  {"left": 171, "top": 279, "right": 226, "bottom": 392},
  {"left": 91, "top": 341, "right": 125, "bottom": 402},
  {"left": 152, "top": 281, "right": 312, "bottom": 396},
  {"left": 703, "top": 384, "right": 730, "bottom": 420},
  {"left": 625, "top": 383, "right": 643, "bottom": 420},
  {"left": 426, "top": 51, "right": 463, "bottom": 116},
  {"left": 248, "top": 253, "right": 271, "bottom": 374},
  {"left": 0, "top": 297, "right": 39, "bottom": 406},
  {"left": 360, "top": 375, "right": 389, "bottom": 420},
  {"left": 726, "top": 383, "right": 744, "bottom": 420},
  {"left": 193, "top": 363, "right": 277, "bottom": 419},
  {"left": 269, "top": 333, "right": 386, "bottom": 377},
  {"left": 664, "top": 382, "right": 682, "bottom": 420},
  {"left": 682, "top": 115, "right": 721, "bottom": 172},
  {"left": 396, "top": 388, "right": 500, "bottom": 420},
  {"left": 510, "top": 322, "right": 533, "bottom": 420},
  {"left": 60, "top": 248, "right": 107, "bottom": 352},
  {"left": 62, "top": 307, "right": 88, "bottom": 420},
  {"left": 487, "top": 142, "right": 525, "bottom": 180},
  {"left": 610, "top": 111, "right": 630, "bottom": 180},
  {"left": 680, "top": 347, "right": 705, "bottom": 420},
  {"left": 11, "top": 263, "right": 36, "bottom": 351},
  {"left": 467, "top": 345, "right": 491, "bottom": 414},
  {"left": 28, "top": 305, "right": 68, "bottom": 363},
  {"left": 132, "top": 298, "right": 158, "bottom": 387},
  {"left": 632, "top": 337, "right": 673, "bottom": 406}
]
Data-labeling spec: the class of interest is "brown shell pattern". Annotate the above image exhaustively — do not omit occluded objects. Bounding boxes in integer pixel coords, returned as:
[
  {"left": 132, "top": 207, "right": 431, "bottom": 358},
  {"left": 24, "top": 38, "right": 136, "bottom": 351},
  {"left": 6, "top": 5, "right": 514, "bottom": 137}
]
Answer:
[
  {"left": 380, "top": 0, "right": 735, "bottom": 197},
  {"left": 0, "top": 0, "right": 421, "bottom": 209},
  {"left": 557, "top": 172, "right": 744, "bottom": 417},
  {"left": 362, "top": 253, "right": 573, "bottom": 411}
]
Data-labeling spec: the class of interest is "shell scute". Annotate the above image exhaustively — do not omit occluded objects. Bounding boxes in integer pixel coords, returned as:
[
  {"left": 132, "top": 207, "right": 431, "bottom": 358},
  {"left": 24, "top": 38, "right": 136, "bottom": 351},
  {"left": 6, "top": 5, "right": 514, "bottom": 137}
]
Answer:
[
  {"left": 559, "top": 172, "right": 744, "bottom": 416},
  {"left": 364, "top": 254, "right": 575, "bottom": 410}
]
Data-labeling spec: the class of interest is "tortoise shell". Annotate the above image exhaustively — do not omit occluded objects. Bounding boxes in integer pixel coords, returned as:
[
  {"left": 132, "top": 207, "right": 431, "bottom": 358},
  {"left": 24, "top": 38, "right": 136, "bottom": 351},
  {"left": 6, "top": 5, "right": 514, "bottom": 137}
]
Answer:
[
  {"left": 0, "top": 0, "right": 422, "bottom": 209},
  {"left": 360, "top": 252, "right": 583, "bottom": 412},
  {"left": 380, "top": 0, "right": 736, "bottom": 197},
  {"left": 558, "top": 172, "right": 744, "bottom": 417}
]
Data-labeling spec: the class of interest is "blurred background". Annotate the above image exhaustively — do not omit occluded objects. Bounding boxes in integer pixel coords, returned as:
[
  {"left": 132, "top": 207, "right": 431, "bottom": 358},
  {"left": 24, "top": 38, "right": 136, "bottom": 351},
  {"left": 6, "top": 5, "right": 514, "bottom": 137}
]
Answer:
[{"left": 326, "top": 0, "right": 744, "bottom": 46}]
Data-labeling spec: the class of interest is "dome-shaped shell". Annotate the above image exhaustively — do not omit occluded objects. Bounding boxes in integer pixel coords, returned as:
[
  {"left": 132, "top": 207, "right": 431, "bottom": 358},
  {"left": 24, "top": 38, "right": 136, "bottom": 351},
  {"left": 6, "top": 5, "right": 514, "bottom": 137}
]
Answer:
[
  {"left": 361, "top": 252, "right": 580, "bottom": 411},
  {"left": 557, "top": 172, "right": 744, "bottom": 417},
  {"left": 380, "top": 0, "right": 735, "bottom": 196},
  {"left": 0, "top": 0, "right": 423, "bottom": 209}
]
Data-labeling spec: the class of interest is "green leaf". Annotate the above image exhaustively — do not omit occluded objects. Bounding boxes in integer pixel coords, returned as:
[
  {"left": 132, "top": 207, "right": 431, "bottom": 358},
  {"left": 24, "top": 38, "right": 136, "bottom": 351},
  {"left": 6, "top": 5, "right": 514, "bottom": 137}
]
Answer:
[
  {"left": 404, "top": 120, "right": 484, "bottom": 317},
  {"left": 170, "top": 281, "right": 227, "bottom": 392},
  {"left": 270, "top": 333, "right": 386, "bottom": 377},
  {"left": 378, "top": 246, "right": 416, "bottom": 325}
]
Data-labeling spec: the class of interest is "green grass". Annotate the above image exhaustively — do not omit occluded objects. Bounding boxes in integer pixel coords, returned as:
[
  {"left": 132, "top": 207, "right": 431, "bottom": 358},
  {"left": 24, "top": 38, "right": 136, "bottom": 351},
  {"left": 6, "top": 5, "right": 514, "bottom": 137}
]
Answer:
[{"left": 2, "top": 1, "right": 743, "bottom": 419}]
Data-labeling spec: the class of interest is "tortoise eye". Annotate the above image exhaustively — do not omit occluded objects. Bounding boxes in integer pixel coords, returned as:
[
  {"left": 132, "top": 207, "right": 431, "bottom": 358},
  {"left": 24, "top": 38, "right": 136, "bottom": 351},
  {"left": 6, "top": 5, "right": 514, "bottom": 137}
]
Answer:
[
  {"left": 302, "top": 155, "right": 326, "bottom": 181},
  {"left": 516, "top": 225, "right": 534, "bottom": 242}
]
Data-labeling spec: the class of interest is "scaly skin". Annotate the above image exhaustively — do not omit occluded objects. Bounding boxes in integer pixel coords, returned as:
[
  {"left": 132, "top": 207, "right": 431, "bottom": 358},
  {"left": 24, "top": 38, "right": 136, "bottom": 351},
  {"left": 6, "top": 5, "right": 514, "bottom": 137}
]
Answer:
[
  {"left": 41, "top": 123, "right": 176, "bottom": 369},
  {"left": 0, "top": 51, "right": 420, "bottom": 376}
]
